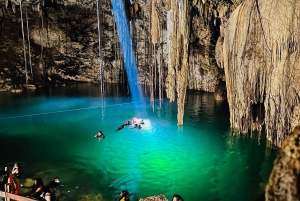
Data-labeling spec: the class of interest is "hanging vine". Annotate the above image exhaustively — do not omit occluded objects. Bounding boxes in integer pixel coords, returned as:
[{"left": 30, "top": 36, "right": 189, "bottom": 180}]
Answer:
[
  {"left": 19, "top": 0, "right": 28, "bottom": 84},
  {"left": 96, "top": 0, "right": 103, "bottom": 94},
  {"left": 25, "top": 7, "right": 33, "bottom": 81}
]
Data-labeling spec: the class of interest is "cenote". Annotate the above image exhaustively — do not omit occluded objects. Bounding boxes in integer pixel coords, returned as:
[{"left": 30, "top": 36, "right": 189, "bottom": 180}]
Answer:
[{"left": 0, "top": 84, "right": 277, "bottom": 201}]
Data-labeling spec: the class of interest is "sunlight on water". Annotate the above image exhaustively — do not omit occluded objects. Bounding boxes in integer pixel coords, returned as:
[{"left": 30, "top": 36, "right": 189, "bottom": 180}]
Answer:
[
  {"left": 0, "top": 85, "right": 277, "bottom": 201},
  {"left": 111, "top": 0, "right": 144, "bottom": 117}
]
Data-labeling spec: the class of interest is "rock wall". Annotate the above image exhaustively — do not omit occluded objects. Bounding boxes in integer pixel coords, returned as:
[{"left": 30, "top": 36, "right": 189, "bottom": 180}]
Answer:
[
  {"left": 0, "top": 0, "right": 120, "bottom": 90},
  {"left": 265, "top": 126, "right": 300, "bottom": 200},
  {"left": 0, "top": 0, "right": 239, "bottom": 95},
  {"left": 217, "top": 0, "right": 300, "bottom": 146}
]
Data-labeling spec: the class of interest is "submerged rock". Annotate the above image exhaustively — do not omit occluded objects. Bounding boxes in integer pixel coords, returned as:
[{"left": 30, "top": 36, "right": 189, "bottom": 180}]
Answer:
[{"left": 139, "top": 194, "right": 168, "bottom": 201}]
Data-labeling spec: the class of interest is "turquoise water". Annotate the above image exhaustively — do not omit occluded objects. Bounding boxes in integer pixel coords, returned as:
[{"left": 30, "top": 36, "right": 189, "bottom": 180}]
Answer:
[{"left": 0, "top": 84, "right": 277, "bottom": 201}]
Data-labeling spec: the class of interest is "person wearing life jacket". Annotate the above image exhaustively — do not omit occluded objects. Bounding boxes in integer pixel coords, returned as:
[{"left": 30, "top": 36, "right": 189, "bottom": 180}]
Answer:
[
  {"left": 118, "top": 190, "right": 130, "bottom": 201},
  {"left": 171, "top": 194, "right": 184, "bottom": 201},
  {"left": 7, "top": 174, "right": 20, "bottom": 195}
]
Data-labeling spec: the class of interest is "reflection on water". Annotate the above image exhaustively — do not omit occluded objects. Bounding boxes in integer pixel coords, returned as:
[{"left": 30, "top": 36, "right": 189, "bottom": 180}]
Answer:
[{"left": 0, "top": 84, "right": 277, "bottom": 201}]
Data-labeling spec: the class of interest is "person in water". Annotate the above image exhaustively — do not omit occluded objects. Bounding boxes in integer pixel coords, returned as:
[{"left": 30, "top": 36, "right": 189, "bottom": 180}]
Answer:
[
  {"left": 116, "top": 124, "right": 125, "bottom": 132},
  {"left": 48, "top": 177, "right": 60, "bottom": 190},
  {"left": 125, "top": 120, "right": 131, "bottom": 126},
  {"left": 21, "top": 178, "right": 44, "bottom": 199},
  {"left": 171, "top": 194, "right": 184, "bottom": 201},
  {"left": 94, "top": 131, "right": 105, "bottom": 138},
  {"left": 41, "top": 177, "right": 60, "bottom": 201},
  {"left": 118, "top": 190, "right": 130, "bottom": 201},
  {"left": 133, "top": 124, "right": 142, "bottom": 129}
]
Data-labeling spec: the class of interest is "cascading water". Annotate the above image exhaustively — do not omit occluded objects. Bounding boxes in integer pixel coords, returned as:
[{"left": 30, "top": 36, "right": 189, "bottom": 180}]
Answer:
[{"left": 111, "top": 0, "right": 145, "bottom": 116}]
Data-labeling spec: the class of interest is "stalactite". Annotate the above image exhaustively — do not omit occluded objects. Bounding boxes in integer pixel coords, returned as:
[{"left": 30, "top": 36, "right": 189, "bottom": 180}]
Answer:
[
  {"left": 149, "top": 0, "right": 165, "bottom": 104},
  {"left": 154, "top": 45, "right": 157, "bottom": 92},
  {"left": 159, "top": 21, "right": 163, "bottom": 103},
  {"left": 142, "top": 8, "right": 147, "bottom": 91},
  {"left": 26, "top": 7, "right": 33, "bottom": 81},
  {"left": 150, "top": 44, "right": 154, "bottom": 107},
  {"left": 19, "top": 1, "right": 28, "bottom": 84},
  {"left": 166, "top": 0, "right": 190, "bottom": 125},
  {"left": 220, "top": 0, "right": 300, "bottom": 146},
  {"left": 166, "top": 9, "right": 176, "bottom": 101},
  {"left": 176, "top": 0, "right": 190, "bottom": 126}
]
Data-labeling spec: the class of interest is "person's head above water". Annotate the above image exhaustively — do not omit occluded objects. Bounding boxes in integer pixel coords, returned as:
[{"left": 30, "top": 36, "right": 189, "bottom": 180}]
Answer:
[
  {"left": 172, "top": 194, "right": 184, "bottom": 201},
  {"left": 35, "top": 178, "right": 44, "bottom": 186}
]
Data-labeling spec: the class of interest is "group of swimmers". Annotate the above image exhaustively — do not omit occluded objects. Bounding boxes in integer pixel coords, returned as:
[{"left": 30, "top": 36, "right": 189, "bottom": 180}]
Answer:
[
  {"left": 117, "top": 118, "right": 144, "bottom": 132},
  {"left": 94, "top": 118, "right": 145, "bottom": 139},
  {"left": 0, "top": 163, "right": 60, "bottom": 201}
]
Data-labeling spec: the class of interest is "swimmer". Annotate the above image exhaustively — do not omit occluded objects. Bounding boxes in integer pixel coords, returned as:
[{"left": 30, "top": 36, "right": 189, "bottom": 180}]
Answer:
[
  {"left": 116, "top": 124, "right": 125, "bottom": 132},
  {"left": 132, "top": 118, "right": 137, "bottom": 124},
  {"left": 94, "top": 131, "right": 105, "bottom": 138},
  {"left": 118, "top": 190, "right": 130, "bottom": 201},
  {"left": 125, "top": 120, "right": 131, "bottom": 126},
  {"left": 171, "top": 194, "right": 184, "bottom": 201}
]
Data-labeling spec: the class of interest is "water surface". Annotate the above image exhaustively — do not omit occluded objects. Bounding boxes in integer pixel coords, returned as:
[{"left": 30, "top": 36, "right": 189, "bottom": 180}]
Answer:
[{"left": 0, "top": 84, "right": 276, "bottom": 201}]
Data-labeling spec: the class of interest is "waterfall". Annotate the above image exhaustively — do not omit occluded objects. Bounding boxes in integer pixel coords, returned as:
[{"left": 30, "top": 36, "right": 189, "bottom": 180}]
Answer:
[{"left": 111, "top": 0, "right": 145, "bottom": 115}]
